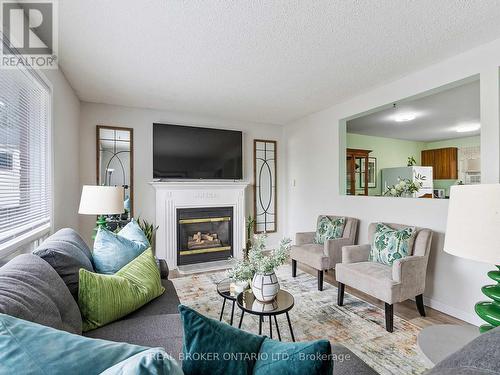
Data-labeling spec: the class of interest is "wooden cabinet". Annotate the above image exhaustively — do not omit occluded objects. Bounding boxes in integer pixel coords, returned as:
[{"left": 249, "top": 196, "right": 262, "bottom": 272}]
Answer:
[
  {"left": 421, "top": 147, "right": 458, "bottom": 180},
  {"left": 346, "top": 148, "right": 371, "bottom": 196}
]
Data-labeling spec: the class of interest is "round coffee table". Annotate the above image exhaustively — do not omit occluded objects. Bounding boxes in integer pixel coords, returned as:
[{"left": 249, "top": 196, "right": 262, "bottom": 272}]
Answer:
[
  {"left": 236, "top": 289, "right": 295, "bottom": 341},
  {"left": 216, "top": 278, "right": 240, "bottom": 325}
]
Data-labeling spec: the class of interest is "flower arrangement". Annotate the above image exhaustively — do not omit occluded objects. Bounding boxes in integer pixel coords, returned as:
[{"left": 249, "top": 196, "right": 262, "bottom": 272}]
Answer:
[
  {"left": 383, "top": 173, "right": 426, "bottom": 197},
  {"left": 227, "top": 234, "right": 292, "bottom": 281}
]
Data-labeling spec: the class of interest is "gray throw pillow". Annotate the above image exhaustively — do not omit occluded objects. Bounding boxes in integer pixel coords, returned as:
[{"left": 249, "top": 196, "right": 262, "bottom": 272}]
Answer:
[
  {"left": 0, "top": 254, "right": 82, "bottom": 334},
  {"left": 33, "top": 228, "right": 94, "bottom": 299}
]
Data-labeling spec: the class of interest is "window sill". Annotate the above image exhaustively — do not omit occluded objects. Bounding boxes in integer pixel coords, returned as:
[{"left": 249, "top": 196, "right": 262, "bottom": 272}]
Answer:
[{"left": 0, "top": 224, "right": 50, "bottom": 259}]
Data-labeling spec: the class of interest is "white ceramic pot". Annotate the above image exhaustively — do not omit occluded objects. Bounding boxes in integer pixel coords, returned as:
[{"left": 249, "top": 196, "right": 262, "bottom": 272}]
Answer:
[
  {"left": 251, "top": 271, "right": 280, "bottom": 302},
  {"left": 234, "top": 280, "right": 249, "bottom": 294}
]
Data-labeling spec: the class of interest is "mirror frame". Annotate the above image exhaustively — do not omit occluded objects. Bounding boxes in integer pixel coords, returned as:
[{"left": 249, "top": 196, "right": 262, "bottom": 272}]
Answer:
[
  {"left": 96, "top": 125, "right": 134, "bottom": 217},
  {"left": 253, "top": 139, "right": 277, "bottom": 234}
]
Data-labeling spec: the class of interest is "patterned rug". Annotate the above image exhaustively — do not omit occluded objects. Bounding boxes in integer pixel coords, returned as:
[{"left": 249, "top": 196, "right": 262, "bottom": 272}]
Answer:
[{"left": 171, "top": 265, "right": 430, "bottom": 375}]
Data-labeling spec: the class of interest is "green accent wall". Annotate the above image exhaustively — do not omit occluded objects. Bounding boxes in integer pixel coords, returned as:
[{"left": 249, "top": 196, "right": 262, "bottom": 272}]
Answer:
[{"left": 346, "top": 133, "right": 480, "bottom": 196}]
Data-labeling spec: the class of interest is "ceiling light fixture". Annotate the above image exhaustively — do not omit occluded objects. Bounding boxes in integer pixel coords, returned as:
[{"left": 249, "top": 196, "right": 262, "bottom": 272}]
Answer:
[
  {"left": 456, "top": 123, "right": 481, "bottom": 133},
  {"left": 394, "top": 113, "right": 416, "bottom": 122}
]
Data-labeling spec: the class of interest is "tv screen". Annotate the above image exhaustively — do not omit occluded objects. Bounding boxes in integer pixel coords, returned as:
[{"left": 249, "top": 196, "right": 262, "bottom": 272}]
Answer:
[{"left": 153, "top": 123, "right": 243, "bottom": 180}]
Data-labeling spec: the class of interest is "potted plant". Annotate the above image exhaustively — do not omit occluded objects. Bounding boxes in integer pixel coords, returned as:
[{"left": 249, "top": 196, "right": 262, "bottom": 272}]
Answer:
[
  {"left": 226, "top": 260, "right": 254, "bottom": 293},
  {"left": 407, "top": 156, "right": 417, "bottom": 166},
  {"left": 227, "top": 235, "right": 292, "bottom": 301},
  {"left": 244, "top": 215, "right": 255, "bottom": 260},
  {"left": 137, "top": 217, "right": 159, "bottom": 253},
  {"left": 249, "top": 235, "right": 292, "bottom": 302}
]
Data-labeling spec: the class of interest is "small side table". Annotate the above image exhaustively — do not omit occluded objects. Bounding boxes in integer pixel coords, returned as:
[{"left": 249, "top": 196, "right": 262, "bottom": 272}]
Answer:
[
  {"left": 216, "top": 278, "right": 239, "bottom": 326},
  {"left": 417, "top": 324, "right": 479, "bottom": 366},
  {"left": 236, "top": 289, "right": 295, "bottom": 341}
]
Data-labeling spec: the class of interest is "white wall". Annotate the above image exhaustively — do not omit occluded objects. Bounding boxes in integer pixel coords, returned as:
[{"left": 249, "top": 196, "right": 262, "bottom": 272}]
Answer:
[
  {"left": 44, "top": 69, "right": 81, "bottom": 231},
  {"left": 79, "top": 102, "right": 286, "bottom": 248},
  {"left": 285, "top": 38, "right": 500, "bottom": 325}
]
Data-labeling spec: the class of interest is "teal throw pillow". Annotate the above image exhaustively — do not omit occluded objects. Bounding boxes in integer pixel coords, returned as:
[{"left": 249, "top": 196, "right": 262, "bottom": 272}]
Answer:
[
  {"left": 253, "top": 338, "right": 333, "bottom": 375},
  {"left": 179, "top": 305, "right": 333, "bottom": 375},
  {"left": 0, "top": 313, "right": 182, "bottom": 375},
  {"left": 101, "top": 348, "right": 183, "bottom": 375},
  {"left": 93, "top": 221, "right": 150, "bottom": 274},
  {"left": 370, "top": 223, "right": 416, "bottom": 265},
  {"left": 314, "top": 216, "right": 346, "bottom": 244},
  {"left": 179, "top": 304, "right": 264, "bottom": 375}
]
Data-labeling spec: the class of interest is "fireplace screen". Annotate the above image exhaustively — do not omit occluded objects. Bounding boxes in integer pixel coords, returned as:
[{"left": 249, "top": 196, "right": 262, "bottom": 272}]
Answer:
[{"left": 177, "top": 207, "right": 233, "bottom": 266}]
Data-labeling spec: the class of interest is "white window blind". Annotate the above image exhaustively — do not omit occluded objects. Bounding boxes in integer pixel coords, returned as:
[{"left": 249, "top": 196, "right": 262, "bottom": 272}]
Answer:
[{"left": 0, "top": 63, "right": 51, "bottom": 252}]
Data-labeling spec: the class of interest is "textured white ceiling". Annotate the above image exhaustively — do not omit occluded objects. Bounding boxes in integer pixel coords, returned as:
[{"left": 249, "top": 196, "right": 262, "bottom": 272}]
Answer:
[
  {"left": 58, "top": 1, "right": 500, "bottom": 125},
  {"left": 347, "top": 79, "right": 480, "bottom": 142}
]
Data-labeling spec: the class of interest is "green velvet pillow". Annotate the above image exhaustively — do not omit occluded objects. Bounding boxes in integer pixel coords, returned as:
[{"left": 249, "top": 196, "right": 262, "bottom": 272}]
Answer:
[
  {"left": 179, "top": 304, "right": 265, "bottom": 375},
  {"left": 314, "top": 216, "right": 346, "bottom": 244},
  {"left": 370, "top": 223, "right": 416, "bottom": 265},
  {"left": 253, "top": 338, "right": 333, "bottom": 375},
  {"left": 78, "top": 248, "right": 165, "bottom": 331}
]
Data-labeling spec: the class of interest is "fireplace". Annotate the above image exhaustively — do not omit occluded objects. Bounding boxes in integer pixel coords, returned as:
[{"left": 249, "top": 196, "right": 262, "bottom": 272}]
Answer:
[{"left": 177, "top": 207, "right": 233, "bottom": 266}]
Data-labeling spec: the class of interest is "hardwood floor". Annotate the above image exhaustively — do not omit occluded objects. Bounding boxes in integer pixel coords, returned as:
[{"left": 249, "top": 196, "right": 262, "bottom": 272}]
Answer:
[{"left": 169, "top": 261, "right": 471, "bottom": 329}]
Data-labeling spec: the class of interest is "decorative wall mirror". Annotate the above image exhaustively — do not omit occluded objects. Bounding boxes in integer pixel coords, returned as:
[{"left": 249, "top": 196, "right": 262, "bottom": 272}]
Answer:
[
  {"left": 96, "top": 125, "right": 134, "bottom": 222},
  {"left": 254, "top": 140, "right": 277, "bottom": 233},
  {"left": 340, "top": 75, "right": 480, "bottom": 199}
]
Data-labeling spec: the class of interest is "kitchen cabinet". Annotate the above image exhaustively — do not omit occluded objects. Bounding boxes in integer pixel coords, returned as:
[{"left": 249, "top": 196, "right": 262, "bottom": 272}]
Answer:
[{"left": 421, "top": 147, "right": 458, "bottom": 180}]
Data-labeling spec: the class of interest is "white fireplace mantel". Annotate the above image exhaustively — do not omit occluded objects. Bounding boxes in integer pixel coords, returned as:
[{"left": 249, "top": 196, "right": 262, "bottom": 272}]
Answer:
[{"left": 150, "top": 181, "right": 250, "bottom": 268}]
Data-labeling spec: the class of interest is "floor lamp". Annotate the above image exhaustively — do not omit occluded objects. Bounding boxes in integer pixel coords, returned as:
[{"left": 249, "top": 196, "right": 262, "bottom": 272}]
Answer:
[{"left": 417, "top": 184, "right": 500, "bottom": 365}]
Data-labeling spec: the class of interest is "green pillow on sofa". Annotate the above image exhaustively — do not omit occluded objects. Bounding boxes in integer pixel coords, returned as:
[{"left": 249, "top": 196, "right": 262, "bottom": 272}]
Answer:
[
  {"left": 370, "top": 223, "right": 416, "bottom": 265},
  {"left": 78, "top": 248, "right": 164, "bottom": 331},
  {"left": 0, "top": 313, "right": 182, "bottom": 375},
  {"left": 179, "top": 305, "right": 333, "bottom": 375}
]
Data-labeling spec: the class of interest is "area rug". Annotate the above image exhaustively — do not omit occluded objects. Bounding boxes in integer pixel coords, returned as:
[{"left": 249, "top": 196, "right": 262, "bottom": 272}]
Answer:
[{"left": 171, "top": 265, "right": 430, "bottom": 375}]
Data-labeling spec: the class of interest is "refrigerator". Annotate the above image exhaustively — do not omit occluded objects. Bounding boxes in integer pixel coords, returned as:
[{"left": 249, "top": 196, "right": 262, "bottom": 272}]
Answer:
[{"left": 381, "top": 167, "right": 433, "bottom": 197}]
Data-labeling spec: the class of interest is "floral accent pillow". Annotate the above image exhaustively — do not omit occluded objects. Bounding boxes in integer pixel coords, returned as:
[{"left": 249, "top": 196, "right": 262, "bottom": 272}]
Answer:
[
  {"left": 370, "top": 223, "right": 416, "bottom": 265},
  {"left": 314, "top": 216, "right": 346, "bottom": 244}
]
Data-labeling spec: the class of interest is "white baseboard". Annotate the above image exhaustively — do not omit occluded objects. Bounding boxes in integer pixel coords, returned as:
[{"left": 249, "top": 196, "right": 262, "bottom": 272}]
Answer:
[{"left": 423, "top": 296, "right": 480, "bottom": 326}]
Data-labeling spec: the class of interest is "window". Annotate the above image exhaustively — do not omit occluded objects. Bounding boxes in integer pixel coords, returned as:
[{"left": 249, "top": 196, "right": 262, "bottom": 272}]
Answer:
[{"left": 0, "top": 64, "right": 51, "bottom": 254}]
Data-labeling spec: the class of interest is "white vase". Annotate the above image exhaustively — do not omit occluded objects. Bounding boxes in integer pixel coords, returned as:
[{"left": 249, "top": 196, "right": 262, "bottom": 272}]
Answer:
[{"left": 251, "top": 271, "right": 280, "bottom": 302}]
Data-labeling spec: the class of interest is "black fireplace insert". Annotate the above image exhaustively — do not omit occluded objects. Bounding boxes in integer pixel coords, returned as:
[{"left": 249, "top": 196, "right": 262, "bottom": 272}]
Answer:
[{"left": 177, "top": 207, "right": 233, "bottom": 266}]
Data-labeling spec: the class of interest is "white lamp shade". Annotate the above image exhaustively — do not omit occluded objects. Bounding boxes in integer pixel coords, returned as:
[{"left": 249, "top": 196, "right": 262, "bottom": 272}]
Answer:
[
  {"left": 78, "top": 185, "right": 125, "bottom": 215},
  {"left": 444, "top": 184, "right": 500, "bottom": 265}
]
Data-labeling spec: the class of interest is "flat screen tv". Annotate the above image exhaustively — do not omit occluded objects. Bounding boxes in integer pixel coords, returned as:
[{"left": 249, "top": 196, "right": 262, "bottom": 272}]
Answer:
[{"left": 153, "top": 123, "right": 243, "bottom": 180}]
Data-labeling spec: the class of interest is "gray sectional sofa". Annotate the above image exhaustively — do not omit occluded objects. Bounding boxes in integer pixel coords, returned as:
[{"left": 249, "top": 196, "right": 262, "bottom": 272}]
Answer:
[
  {"left": 0, "top": 229, "right": 184, "bottom": 359},
  {"left": 0, "top": 228, "right": 380, "bottom": 374},
  {"left": 8, "top": 228, "right": 498, "bottom": 374}
]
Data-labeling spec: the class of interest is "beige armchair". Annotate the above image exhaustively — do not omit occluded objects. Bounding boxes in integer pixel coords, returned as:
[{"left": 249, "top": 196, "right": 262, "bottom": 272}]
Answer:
[
  {"left": 336, "top": 222, "right": 433, "bottom": 332},
  {"left": 291, "top": 216, "right": 359, "bottom": 291}
]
